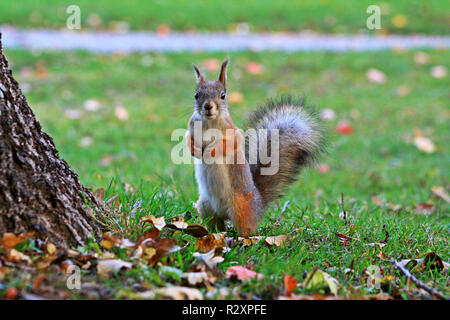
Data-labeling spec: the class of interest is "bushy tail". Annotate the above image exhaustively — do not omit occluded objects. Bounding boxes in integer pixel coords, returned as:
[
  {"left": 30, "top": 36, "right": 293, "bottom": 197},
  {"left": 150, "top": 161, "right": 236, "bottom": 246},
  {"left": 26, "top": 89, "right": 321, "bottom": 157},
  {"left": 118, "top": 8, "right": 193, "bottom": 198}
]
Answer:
[{"left": 245, "top": 96, "right": 326, "bottom": 207}]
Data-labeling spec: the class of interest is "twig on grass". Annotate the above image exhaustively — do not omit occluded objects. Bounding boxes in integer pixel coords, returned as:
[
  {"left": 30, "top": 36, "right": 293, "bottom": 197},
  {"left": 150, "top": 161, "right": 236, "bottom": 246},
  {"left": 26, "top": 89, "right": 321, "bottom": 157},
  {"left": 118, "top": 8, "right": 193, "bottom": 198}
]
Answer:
[
  {"left": 340, "top": 192, "right": 347, "bottom": 224},
  {"left": 390, "top": 258, "right": 446, "bottom": 300}
]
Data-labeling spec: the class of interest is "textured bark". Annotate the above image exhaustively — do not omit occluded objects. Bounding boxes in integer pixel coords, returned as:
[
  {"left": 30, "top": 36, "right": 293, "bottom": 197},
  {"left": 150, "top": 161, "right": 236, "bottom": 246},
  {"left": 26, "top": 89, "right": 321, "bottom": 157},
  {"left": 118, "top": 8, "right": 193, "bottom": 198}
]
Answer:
[{"left": 0, "top": 33, "right": 102, "bottom": 247}]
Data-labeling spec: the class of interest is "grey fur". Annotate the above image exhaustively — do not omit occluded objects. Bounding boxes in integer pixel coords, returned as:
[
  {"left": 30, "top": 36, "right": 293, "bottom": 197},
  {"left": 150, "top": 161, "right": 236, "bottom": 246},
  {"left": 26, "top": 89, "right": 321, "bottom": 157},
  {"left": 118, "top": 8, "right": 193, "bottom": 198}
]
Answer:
[{"left": 246, "top": 96, "right": 326, "bottom": 206}]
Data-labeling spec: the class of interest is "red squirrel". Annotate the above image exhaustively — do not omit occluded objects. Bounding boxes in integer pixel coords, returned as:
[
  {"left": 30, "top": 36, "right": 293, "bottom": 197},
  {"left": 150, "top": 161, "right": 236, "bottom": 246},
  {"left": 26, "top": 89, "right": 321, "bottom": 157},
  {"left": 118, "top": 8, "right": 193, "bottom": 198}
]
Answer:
[{"left": 186, "top": 59, "right": 325, "bottom": 236}]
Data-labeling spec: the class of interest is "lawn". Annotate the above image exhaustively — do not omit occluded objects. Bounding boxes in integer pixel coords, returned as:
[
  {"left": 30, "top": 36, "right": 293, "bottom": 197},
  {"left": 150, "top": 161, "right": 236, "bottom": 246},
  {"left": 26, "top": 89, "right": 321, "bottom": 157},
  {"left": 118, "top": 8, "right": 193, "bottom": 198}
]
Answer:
[
  {"left": 1, "top": 0, "right": 449, "bottom": 35},
  {"left": 1, "top": 48, "right": 448, "bottom": 299}
]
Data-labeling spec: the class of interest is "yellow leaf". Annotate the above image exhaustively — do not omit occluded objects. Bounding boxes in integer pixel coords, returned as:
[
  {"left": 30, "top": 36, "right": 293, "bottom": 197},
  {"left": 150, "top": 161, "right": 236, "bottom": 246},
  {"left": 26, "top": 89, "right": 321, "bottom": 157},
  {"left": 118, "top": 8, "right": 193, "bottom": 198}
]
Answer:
[{"left": 392, "top": 14, "right": 407, "bottom": 28}]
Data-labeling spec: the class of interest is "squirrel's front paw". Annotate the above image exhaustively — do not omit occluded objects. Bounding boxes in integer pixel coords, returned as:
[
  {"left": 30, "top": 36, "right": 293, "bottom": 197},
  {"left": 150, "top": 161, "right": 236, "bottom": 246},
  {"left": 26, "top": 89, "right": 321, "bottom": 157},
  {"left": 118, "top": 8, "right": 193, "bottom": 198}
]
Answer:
[{"left": 185, "top": 131, "right": 202, "bottom": 159}]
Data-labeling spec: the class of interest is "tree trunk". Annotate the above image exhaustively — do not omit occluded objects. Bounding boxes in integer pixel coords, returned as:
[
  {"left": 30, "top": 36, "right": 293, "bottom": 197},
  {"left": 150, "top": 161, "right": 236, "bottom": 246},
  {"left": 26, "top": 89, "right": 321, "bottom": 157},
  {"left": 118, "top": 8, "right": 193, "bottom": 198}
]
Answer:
[{"left": 0, "top": 33, "right": 102, "bottom": 247}]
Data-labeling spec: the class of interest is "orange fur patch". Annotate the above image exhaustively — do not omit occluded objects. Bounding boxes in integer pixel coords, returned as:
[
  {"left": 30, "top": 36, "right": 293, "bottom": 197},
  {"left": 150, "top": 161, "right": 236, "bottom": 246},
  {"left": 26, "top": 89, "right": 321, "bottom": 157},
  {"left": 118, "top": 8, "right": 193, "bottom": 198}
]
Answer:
[{"left": 232, "top": 192, "right": 257, "bottom": 236}]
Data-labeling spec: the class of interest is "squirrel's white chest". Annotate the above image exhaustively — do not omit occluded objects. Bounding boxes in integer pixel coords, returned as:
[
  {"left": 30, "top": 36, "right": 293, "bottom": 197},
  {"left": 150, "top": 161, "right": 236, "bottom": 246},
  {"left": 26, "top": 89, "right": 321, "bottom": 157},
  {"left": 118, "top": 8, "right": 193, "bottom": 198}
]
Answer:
[{"left": 195, "top": 163, "right": 233, "bottom": 216}]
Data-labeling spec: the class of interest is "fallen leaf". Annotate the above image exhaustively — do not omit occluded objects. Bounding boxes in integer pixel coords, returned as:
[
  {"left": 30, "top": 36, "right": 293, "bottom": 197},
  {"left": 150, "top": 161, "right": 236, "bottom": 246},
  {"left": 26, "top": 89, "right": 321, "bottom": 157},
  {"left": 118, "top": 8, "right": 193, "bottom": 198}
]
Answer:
[
  {"left": 6, "top": 249, "right": 31, "bottom": 264},
  {"left": 377, "top": 252, "right": 388, "bottom": 260},
  {"left": 431, "top": 66, "right": 447, "bottom": 79},
  {"left": 246, "top": 62, "right": 262, "bottom": 74},
  {"left": 193, "top": 249, "right": 224, "bottom": 271},
  {"left": 228, "top": 92, "right": 243, "bottom": 104},
  {"left": 336, "top": 121, "right": 353, "bottom": 135},
  {"left": 1, "top": 232, "right": 34, "bottom": 249},
  {"left": 87, "top": 13, "right": 102, "bottom": 28},
  {"left": 370, "top": 292, "right": 393, "bottom": 300},
  {"left": 413, "top": 136, "right": 435, "bottom": 153},
  {"left": 5, "top": 287, "right": 18, "bottom": 300},
  {"left": 318, "top": 164, "right": 330, "bottom": 174},
  {"left": 156, "top": 24, "right": 171, "bottom": 36},
  {"left": 97, "top": 259, "right": 133, "bottom": 277},
  {"left": 33, "top": 274, "right": 47, "bottom": 290},
  {"left": 64, "top": 109, "right": 81, "bottom": 119},
  {"left": 182, "top": 271, "right": 216, "bottom": 286},
  {"left": 366, "top": 68, "right": 387, "bottom": 84},
  {"left": 265, "top": 235, "right": 288, "bottom": 247},
  {"left": 396, "top": 85, "right": 410, "bottom": 97},
  {"left": 184, "top": 224, "right": 209, "bottom": 237},
  {"left": 321, "top": 109, "right": 335, "bottom": 120},
  {"left": 431, "top": 186, "right": 450, "bottom": 203},
  {"left": 84, "top": 99, "right": 100, "bottom": 111},
  {"left": 414, "top": 203, "right": 435, "bottom": 215},
  {"left": 145, "top": 238, "right": 180, "bottom": 266},
  {"left": 115, "top": 106, "right": 129, "bottom": 121},
  {"left": 196, "top": 233, "right": 226, "bottom": 253},
  {"left": 226, "top": 266, "right": 264, "bottom": 281},
  {"left": 335, "top": 233, "right": 352, "bottom": 246},
  {"left": 99, "top": 154, "right": 113, "bottom": 166},
  {"left": 414, "top": 52, "right": 430, "bottom": 65},
  {"left": 144, "top": 227, "right": 161, "bottom": 240},
  {"left": 304, "top": 270, "right": 339, "bottom": 296},
  {"left": 202, "top": 59, "right": 219, "bottom": 71},
  {"left": 398, "top": 252, "right": 447, "bottom": 273},
  {"left": 155, "top": 286, "right": 203, "bottom": 300},
  {"left": 392, "top": 14, "right": 408, "bottom": 28},
  {"left": 166, "top": 216, "right": 189, "bottom": 230},
  {"left": 141, "top": 215, "right": 166, "bottom": 230},
  {"left": 46, "top": 242, "right": 57, "bottom": 255},
  {"left": 284, "top": 274, "right": 298, "bottom": 296}
]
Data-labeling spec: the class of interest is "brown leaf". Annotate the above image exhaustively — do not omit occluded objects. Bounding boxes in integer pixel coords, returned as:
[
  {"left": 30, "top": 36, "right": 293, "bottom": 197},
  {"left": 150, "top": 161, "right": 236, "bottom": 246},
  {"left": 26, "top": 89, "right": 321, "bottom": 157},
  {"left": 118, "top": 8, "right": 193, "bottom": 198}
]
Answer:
[
  {"left": 284, "top": 274, "right": 298, "bottom": 296},
  {"left": 431, "top": 186, "right": 450, "bottom": 203},
  {"left": 265, "top": 235, "right": 288, "bottom": 247},
  {"left": 335, "top": 233, "right": 352, "bottom": 246},
  {"left": 398, "top": 252, "right": 447, "bottom": 273},
  {"left": 377, "top": 252, "right": 388, "bottom": 260},
  {"left": 1, "top": 232, "right": 35, "bottom": 249},
  {"left": 94, "top": 188, "right": 105, "bottom": 205},
  {"left": 414, "top": 203, "right": 435, "bottom": 215},
  {"left": 6, "top": 249, "right": 31, "bottom": 264},
  {"left": 141, "top": 215, "right": 166, "bottom": 230},
  {"left": 33, "top": 274, "right": 47, "bottom": 290},
  {"left": 166, "top": 216, "right": 189, "bottom": 230},
  {"left": 196, "top": 233, "right": 226, "bottom": 253},
  {"left": 144, "top": 238, "right": 180, "bottom": 266},
  {"left": 144, "top": 227, "right": 161, "bottom": 240},
  {"left": 184, "top": 224, "right": 209, "bottom": 237}
]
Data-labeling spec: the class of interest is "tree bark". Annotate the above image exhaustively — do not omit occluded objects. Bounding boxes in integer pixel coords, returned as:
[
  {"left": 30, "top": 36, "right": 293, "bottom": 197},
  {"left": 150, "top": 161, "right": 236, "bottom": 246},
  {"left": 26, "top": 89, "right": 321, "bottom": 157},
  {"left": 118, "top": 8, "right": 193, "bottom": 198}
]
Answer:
[{"left": 0, "top": 33, "right": 102, "bottom": 247}]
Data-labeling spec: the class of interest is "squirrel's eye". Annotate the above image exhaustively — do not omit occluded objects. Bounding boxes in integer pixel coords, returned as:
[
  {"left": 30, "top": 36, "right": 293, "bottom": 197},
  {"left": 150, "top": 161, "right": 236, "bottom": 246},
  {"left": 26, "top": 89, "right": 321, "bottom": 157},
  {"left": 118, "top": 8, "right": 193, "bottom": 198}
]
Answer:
[
  {"left": 221, "top": 92, "right": 226, "bottom": 100},
  {"left": 194, "top": 92, "right": 198, "bottom": 99}
]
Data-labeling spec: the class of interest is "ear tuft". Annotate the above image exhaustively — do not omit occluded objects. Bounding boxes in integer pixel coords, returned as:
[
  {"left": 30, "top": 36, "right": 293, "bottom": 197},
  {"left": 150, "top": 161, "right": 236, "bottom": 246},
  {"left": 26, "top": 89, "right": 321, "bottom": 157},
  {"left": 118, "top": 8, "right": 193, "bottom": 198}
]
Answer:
[
  {"left": 218, "top": 58, "right": 229, "bottom": 87},
  {"left": 192, "top": 63, "right": 204, "bottom": 83}
]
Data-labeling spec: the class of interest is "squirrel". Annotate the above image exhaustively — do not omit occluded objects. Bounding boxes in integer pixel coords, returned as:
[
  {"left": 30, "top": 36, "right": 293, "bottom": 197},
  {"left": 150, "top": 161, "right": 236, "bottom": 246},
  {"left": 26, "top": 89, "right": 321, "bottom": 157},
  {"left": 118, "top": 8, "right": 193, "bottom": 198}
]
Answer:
[{"left": 186, "top": 58, "right": 325, "bottom": 236}]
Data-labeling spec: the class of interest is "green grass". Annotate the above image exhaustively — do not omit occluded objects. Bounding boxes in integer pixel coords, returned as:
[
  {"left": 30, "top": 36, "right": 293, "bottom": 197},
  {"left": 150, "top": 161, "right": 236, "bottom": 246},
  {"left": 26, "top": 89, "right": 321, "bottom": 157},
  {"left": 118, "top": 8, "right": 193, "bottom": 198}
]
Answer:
[
  {"left": 1, "top": 48, "right": 449, "bottom": 299},
  {"left": 1, "top": 0, "right": 449, "bottom": 35}
]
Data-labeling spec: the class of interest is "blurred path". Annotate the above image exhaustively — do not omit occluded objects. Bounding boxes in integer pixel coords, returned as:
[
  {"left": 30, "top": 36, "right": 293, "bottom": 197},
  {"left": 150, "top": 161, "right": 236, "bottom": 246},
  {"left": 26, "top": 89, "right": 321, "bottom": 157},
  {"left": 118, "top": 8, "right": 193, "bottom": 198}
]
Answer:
[{"left": 1, "top": 27, "right": 449, "bottom": 53}]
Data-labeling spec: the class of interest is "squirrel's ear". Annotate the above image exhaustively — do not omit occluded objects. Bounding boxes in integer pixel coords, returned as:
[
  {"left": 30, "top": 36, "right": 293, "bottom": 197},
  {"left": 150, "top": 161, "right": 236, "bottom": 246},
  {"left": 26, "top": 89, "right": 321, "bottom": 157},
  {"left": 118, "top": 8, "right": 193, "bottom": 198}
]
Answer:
[
  {"left": 192, "top": 64, "right": 205, "bottom": 84},
  {"left": 218, "top": 58, "right": 229, "bottom": 87}
]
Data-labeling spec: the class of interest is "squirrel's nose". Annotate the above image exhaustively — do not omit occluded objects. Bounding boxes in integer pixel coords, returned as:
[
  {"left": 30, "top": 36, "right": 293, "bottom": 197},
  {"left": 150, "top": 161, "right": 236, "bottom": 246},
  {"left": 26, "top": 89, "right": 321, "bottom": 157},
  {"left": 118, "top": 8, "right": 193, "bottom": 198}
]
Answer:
[{"left": 204, "top": 104, "right": 213, "bottom": 111}]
